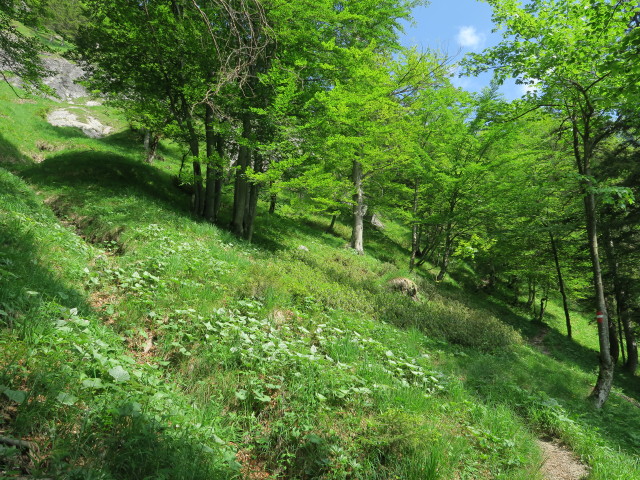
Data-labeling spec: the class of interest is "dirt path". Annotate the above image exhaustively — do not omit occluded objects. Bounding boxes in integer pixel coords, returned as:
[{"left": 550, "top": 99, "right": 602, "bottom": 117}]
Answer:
[
  {"left": 530, "top": 325, "right": 551, "bottom": 355},
  {"left": 537, "top": 438, "right": 590, "bottom": 480}
]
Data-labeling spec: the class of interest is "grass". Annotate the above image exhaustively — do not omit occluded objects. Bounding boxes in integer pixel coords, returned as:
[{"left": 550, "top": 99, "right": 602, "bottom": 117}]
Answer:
[{"left": 1, "top": 80, "right": 639, "bottom": 479}]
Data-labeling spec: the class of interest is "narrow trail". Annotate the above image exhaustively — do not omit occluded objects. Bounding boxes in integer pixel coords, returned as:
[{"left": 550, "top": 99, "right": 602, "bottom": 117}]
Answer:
[
  {"left": 529, "top": 327, "right": 590, "bottom": 480},
  {"left": 537, "top": 438, "right": 590, "bottom": 480},
  {"left": 530, "top": 325, "right": 551, "bottom": 356}
]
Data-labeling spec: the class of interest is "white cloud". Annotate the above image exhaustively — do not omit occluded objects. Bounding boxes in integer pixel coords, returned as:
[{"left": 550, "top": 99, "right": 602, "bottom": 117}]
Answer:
[{"left": 456, "top": 26, "right": 485, "bottom": 50}]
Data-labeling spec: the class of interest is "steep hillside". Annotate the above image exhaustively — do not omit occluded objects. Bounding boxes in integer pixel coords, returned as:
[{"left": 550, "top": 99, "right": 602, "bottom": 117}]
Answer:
[{"left": 1, "top": 80, "right": 640, "bottom": 480}]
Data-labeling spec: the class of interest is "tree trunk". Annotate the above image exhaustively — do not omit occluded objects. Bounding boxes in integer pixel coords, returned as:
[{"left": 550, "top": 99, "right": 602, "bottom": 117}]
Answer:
[
  {"left": 435, "top": 225, "right": 452, "bottom": 281},
  {"left": 350, "top": 159, "right": 365, "bottom": 254},
  {"left": 143, "top": 128, "right": 161, "bottom": 164},
  {"left": 584, "top": 189, "right": 614, "bottom": 409},
  {"left": 185, "top": 117, "right": 204, "bottom": 217},
  {"left": 231, "top": 115, "right": 251, "bottom": 237},
  {"left": 327, "top": 214, "right": 337, "bottom": 233},
  {"left": 269, "top": 184, "right": 277, "bottom": 215},
  {"left": 607, "top": 296, "right": 620, "bottom": 364},
  {"left": 410, "top": 180, "right": 420, "bottom": 272},
  {"left": 526, "top": 277, "right": 536, "bottom": 310},
  {"left": 549, "top": 231, "right": 572, "bottom": 339},
  {"left": 603, "top": 227, "right": 638, "bottom": 373},
  {"left": 204, "top": 104, "right": 221, "bottom": 223},
  {"left": 244, "top": 153, "right": 262, "bottom": 243},
  {"left": 623, "top": 305, "right": 639, "bottom": 373},
  {"left": 537, "top": 284, "right": 549, "bottom": 323}
]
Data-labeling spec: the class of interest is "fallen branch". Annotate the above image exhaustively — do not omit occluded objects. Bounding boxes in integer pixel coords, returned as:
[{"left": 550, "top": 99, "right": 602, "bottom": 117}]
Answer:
[{"left": 0, "top": 435, "right": 34, "bottom": 451}]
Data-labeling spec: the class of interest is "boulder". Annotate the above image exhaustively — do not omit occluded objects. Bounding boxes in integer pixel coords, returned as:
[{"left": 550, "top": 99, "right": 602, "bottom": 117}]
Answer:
[{"left": 388, "top": 277, "right": 418, "bottom": 299}]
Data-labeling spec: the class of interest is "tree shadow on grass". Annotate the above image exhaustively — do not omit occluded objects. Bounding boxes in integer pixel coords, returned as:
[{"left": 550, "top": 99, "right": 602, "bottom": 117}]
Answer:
[
  {"left": 411, "top": 263, "right": 640, "bottom": 457},
  {"left": 455, "top": 342, "right": 640, "bottom": 459},
  {"left": 1, "top": 151, "right": 235, "bottom": 480},
  {"left": 0, "top": 131, "right": 29, "bottom": 166},
  {"left": 21, "top": 150, "right": 190, "bottom": 213},
  {"left": 0, "top": 167, "right": 89, "bottom": 317}
]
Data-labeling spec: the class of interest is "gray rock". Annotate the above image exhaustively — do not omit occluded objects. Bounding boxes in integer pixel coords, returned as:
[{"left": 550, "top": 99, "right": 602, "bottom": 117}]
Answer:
[
  {"left": 388, "top": 277, "right": 418, "bottom": 299},
  {"left": 41, "top": 55, "right": 89, "bottom": 101},
  {"left": 47, "top": 108, "right": 113, "bottom": 138}
]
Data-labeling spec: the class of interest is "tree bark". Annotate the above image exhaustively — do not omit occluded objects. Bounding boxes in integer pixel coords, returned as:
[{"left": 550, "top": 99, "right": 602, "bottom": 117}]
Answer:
[
  {"left": 269, "top": 184, "right": 277, "bottom": 214},
  {"left": 350, "top": 159, "right": 365, "bottom": 254},
  {"left": 549, "top": 231, "right": 572, "bottom": 339},
  {"left": 244, "top": 153, "right": 262, "bottom": 243},
  {"left": 607, "top": 295, "right": 620, "bottom": 364},
  {"left": 436, "top": 228, "right": 452, "bottom": 282},
  {"left": 204, "top": 104, "right": 222, "bottom": 223},
  {"left": 327, "top": 214, "right": 337, "bottom": 233},
  {"left": 231, "top": 115, "right": 251, "bottom": 237},
  {"left": 526, "top": 277, "right": 536, "bottom": 311},
  {"left": 584, "top": 189, "right": 614, "bottom": 409},
  {"left": 603, "top": 226, "right": 638, "bottom": 373},
  {"left": 143, "top": 129, "right": 158, "bottom": 163},
  {"left": 410, "top": 180, "right": 420, "bottom": 272},
  {"left": 185, "top": 116, "right": 204, "bottom": 216}
]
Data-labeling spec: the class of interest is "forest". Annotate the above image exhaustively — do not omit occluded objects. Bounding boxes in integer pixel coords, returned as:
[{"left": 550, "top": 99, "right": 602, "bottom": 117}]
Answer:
[{"left": 1, "top": 0, "right": 640, "bottom": 479}]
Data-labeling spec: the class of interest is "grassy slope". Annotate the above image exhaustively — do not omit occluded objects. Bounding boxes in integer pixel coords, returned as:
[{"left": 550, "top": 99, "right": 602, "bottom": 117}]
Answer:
[{"left": 1, "top": 81, "right": 639, "bottom": 479}]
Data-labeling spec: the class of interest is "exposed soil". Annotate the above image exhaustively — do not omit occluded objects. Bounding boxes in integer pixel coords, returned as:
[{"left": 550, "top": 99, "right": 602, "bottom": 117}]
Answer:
[{"left": 537, "top": 438, "right": 590, "bottom": 480}]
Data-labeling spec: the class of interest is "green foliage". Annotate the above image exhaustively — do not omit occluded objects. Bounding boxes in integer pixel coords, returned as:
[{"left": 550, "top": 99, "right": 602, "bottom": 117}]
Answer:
[
  {"left": 0, "top": 0, "right": 51, "bottom": 92},
  {"left": 2, "top": 24, "right": 640, "bottom": 478}
]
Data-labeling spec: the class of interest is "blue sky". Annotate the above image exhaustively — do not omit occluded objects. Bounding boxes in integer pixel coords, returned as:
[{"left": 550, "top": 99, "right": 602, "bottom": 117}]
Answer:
[{"left": 400, "top": 0, "right": 522, "bottom": 99}]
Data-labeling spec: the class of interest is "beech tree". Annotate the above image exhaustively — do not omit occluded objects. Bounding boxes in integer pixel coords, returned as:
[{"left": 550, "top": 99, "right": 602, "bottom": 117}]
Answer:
[{"left": 466, "top": 0, "right": 640, "bottom": 408}]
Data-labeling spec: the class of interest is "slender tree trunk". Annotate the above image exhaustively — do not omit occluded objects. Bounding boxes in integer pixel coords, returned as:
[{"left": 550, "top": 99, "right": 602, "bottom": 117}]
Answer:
[
  {"left": 436, "top": 225, "right": 452, "bottom": 281},
  {"left": 416, "top": 223, "right": 442, "bottom": 267},
  {"left": 549, "top": 231, "right": 572, "bottom": 339},
  {"left": 231, "top": 116, "right": 251, "bottom": 237},
  {"left": 410, "top": 180, "right": 420, "bottom": 272},
  {"left": 213, "top": 134, "right": 224, "bottom": 220},
  {"left": 584, "top": 189, "right": 614, "bottom": 408},
  {"left": 327, "top": 214, "right": 337, "bottom": 233},
  {"left": 185, "top": 117, "right": 203, "bottom": 216},
  {"left": 142, "top": 128, "right": 161, "bottom": 164},
  {"left": 269, "top": 182, "right": 277, "bottom": 214},
  {"left": 623, "top": 303, "right": 639, "bottom": 373},
  {"left": 603, "top": 227, "right": 638, "bottom": 373},
  {"left": 617, "top": 312, "right": 626, "bottom": 367},
  {"left": 148, "top": 134, "right": 160, "bottom": 163},
  {"left": 204, "top": 104, "right": 220, "bottom": 223},
  {"left": 244, "top": 154, "right": 262, "bottom": 243},
  {"left": 606, "top": 296, "right": 620, "bottom": 364},
  {"left": 350, "top": 159, "right": 365, "bottom": 254}
]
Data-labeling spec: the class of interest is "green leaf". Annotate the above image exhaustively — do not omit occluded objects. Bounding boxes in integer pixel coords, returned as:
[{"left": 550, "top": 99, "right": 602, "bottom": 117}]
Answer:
[
  {"left": 253, "top": 390, "right": 271, "bottom": 403},
  {"left": 82, "top": 378, "right": 105, "bottom": 389},
  {"left": 108, "top": 365, "right": 130, "bottom": 383},
  {"left": 1, "top": 386, "right": 27, "bottom": 404},
  {"left": 56, "top": 392, "right": 78, "bottom": 406},
  {"left": 117, "top": 402, "right": 142, "bottom": 417},
  {"left": 234, "top": 389, "right": 247, "bottom": 401}
]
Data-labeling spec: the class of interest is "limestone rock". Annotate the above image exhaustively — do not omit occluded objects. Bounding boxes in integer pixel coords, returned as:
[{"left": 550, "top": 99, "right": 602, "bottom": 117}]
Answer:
[{"left": 388, "top": 277, "right": 418, "bottom": 299}]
